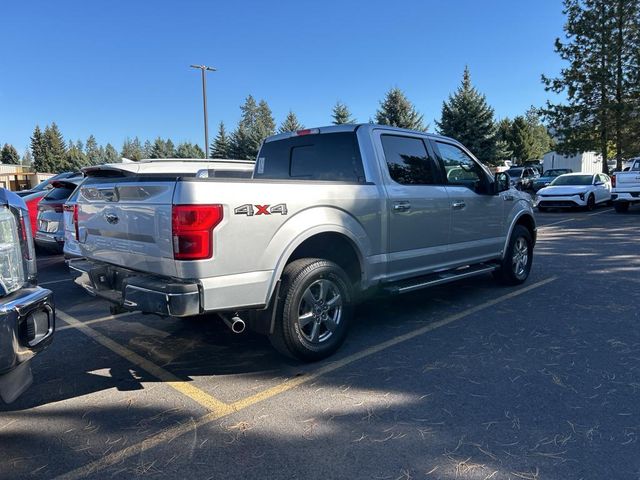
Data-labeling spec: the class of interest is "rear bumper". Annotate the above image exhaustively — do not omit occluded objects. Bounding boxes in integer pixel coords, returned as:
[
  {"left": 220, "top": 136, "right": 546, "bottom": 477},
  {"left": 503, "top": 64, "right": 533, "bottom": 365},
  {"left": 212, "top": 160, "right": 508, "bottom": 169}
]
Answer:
[
  {"left": 611, "top": 192, "right": 640, "bottom": 203},
  {"left": 35, "top": 231, "right": 64, "bottom": 250},
  {"left": 0, "top": 287, "right": 55, "bottom": 403},
  {"left": 69, "top": 260, "right": 201, "bottom": 317}
]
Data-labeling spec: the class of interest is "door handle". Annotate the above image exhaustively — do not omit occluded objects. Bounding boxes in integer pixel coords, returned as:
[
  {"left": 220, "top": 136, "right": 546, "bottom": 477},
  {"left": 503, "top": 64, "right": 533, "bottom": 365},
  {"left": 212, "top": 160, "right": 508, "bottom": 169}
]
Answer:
[
  {"left": 451, "top": 201, "right": 466, "bottom": 210},
  {"left": 393, "top": 202, "right": 411, "bottom": 212},
  {"left": 502, "top": 194, "right": 514, "bottom": 201}
]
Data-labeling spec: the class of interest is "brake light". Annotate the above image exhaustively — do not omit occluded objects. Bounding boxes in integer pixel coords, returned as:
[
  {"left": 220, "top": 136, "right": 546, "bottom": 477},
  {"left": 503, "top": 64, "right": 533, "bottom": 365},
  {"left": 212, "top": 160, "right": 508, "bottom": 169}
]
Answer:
[
  {"left": 295, "top": 128, "right": 319, "bottom": 136},
  {"left": 611, "top": 174, "right": 616, "bottom": 188},
  {"left": 66, "top": 204, "right": 81, "bottom": 240},
  {"left": 172, "top": 205, "right": 223, "bottom": 260}
]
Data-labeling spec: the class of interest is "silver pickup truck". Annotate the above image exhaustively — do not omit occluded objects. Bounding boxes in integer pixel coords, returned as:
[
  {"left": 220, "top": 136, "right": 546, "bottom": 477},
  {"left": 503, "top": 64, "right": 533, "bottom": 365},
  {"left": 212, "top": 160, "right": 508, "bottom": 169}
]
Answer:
[
  {"left": 70, "top": 124, "right": 536, "bottom": 361},
  {"left": 611, "top": 157, "right": 640, "bottom": 212}
]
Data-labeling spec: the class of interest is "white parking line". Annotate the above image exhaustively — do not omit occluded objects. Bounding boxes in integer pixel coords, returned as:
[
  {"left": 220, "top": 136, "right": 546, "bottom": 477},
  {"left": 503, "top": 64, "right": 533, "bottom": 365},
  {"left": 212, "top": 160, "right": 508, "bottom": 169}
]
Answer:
[
  {"left": 538, "top": 208, "right": 614, "bottom": 229},
  {"left": 39, "top": 278, "right": 72, "bottom": 286}
]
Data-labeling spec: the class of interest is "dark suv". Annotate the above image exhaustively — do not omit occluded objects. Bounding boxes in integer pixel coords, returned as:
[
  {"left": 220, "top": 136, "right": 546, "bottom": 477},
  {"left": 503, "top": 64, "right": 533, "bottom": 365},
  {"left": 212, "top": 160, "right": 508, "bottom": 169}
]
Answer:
[{"left": 0, "top": 189, "right": 55, "bottom": 403}]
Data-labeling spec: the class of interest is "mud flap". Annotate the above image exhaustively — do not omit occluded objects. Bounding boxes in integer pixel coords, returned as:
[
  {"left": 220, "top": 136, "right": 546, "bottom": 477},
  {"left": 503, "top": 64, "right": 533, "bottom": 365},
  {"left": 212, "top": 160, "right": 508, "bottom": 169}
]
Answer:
[
  {"left": 247, "top": 281, "right": 281, "bottom": 335},
  {"left": 0, "top": 361, "right": 34, "bottom": 404}
]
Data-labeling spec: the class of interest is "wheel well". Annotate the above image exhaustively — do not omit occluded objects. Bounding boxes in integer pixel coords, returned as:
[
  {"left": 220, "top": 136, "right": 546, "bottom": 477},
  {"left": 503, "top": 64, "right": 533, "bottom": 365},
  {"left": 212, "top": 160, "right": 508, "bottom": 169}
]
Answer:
[
  {"left": 287, "top": 232, "right": 362, "bottom": 286},
  {"left": 516, "top": 214, "right": 536, "bottom": 245}
]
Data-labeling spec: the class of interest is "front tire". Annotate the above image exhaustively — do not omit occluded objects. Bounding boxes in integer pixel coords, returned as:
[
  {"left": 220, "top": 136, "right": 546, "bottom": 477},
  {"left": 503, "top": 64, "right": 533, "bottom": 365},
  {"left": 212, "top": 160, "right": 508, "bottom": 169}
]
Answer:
[
  {"left": 586, "top": 194, "right": 596, "bottom": 211},
  {"left": 614, "top": 202, "right": 629, "bottom": 213},
  {"left": 269, "top": 258, "right": 353, "bottom": 362},
  {"left": 494, "top": 225, "right": 533, "bottom": 286}
]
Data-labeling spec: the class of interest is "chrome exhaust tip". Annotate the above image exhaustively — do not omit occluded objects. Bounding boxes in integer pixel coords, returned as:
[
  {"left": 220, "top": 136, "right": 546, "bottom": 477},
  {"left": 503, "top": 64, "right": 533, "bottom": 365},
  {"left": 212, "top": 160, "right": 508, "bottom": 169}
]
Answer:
[{"left": 220, "top": 313, "right": 246, "bottom": 334}]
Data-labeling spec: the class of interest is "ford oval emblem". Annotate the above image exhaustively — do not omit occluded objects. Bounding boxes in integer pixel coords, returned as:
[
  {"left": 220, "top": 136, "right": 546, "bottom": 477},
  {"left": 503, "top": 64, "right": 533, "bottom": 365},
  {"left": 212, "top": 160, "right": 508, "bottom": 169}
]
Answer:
[{"left": 105, "top": 213, "right": 119, "bottom": 224}]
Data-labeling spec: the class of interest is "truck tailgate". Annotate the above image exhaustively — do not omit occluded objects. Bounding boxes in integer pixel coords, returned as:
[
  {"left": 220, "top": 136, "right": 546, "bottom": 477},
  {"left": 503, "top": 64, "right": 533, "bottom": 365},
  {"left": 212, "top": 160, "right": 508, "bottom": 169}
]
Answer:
[
  {"left": 615, "top": 172, "right": 640, "bottom": 190},
  {"left": 78, "top": 179, "right": 178, "bottom": 277}
]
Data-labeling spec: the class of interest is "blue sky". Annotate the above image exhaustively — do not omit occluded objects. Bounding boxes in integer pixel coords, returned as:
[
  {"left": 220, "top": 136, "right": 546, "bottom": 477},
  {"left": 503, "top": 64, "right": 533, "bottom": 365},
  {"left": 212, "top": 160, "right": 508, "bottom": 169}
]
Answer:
[{"left": 0, "top": 0, "right": 566, "bottom": 153}]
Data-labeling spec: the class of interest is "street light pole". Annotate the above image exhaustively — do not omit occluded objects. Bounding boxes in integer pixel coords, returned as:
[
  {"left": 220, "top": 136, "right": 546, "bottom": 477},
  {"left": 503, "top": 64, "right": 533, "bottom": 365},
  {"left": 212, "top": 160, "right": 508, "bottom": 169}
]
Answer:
[{"left": 190, "top": 64, "right": 216, "bottom": 159}]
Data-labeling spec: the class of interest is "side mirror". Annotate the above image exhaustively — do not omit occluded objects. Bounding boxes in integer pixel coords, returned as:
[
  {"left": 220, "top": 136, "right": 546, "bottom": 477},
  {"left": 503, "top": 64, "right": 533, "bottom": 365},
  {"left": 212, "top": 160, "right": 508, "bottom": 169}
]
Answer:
[{"left": 494, "top": 172, "right": 510, "bottom": 194}]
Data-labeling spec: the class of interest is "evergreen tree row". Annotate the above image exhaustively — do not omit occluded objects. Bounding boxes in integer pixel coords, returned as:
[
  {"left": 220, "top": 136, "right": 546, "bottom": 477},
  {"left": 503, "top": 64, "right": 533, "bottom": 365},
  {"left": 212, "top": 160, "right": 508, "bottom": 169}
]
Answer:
[{"left": 13, "top": 76, "right": 561, "bottom": 173}]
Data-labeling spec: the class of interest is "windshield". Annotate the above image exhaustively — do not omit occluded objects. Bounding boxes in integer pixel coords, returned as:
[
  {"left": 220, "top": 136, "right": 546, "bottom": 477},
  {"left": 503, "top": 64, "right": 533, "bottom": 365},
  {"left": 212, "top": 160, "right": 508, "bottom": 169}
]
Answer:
[
  {"left": 550, "top": 174, "right": 593, "bottom": 186},
  {"left": 507, "top": 168, "right": 523, "bottom": 178},
  {"left": 542, "top": 169, "right": 570, "bottom": 177}
]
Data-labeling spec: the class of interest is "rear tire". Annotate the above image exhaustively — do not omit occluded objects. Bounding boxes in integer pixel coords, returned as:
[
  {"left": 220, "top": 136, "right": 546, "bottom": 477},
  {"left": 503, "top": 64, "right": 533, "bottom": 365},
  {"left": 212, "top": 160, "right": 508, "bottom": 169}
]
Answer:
[
  {"left": 494, "top": 225, "right": 533, "bottom": 286},
  {"left": 269, "top": 258, "right": 353, "bottom": 362},
  {"left": 614, "top": 202, "right": 629, "bottom": 213}
]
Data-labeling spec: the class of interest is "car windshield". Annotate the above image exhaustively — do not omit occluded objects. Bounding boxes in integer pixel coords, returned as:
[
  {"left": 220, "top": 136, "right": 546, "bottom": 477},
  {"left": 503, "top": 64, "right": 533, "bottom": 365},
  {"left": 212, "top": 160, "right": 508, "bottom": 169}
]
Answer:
[
  {"left": 543, "top": 169, "right": 570, "bottom": 177},
  {"left": 507, "top": 168, "right": 523, "bottom": 178},
  {"left": 550, "top": 174, "right": 593, "bottom": 186}
]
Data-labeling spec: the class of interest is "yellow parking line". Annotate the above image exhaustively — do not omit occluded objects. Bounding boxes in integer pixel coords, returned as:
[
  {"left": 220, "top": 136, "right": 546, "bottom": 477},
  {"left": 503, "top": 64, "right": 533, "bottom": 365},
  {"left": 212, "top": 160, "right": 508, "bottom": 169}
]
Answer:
[
  {"left": 56, "top": 311, "right": 232, "bottom": 416},
  {"left": 57, "top": 311, "right": 139, "bottom": 331},
  {"left": 55, "top": 276, "right": 557, "bottom": 480}
]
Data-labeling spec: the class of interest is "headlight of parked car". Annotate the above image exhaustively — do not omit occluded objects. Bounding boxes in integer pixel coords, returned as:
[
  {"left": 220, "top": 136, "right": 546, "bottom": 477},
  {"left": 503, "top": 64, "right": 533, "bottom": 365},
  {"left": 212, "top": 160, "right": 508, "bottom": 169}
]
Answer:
[
  {"left": 579, "top": 193, "right": 585, "bottom": 200},
  {"left": 0, "top": 207, "right": 26, "bottom": 295}
]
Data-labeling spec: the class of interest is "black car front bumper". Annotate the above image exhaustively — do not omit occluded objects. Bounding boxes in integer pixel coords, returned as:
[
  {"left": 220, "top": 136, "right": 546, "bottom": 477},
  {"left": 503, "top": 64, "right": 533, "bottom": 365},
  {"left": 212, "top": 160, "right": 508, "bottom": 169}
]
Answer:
[{"left": 0, "top": 287, "right": 55, "bottom": 403}]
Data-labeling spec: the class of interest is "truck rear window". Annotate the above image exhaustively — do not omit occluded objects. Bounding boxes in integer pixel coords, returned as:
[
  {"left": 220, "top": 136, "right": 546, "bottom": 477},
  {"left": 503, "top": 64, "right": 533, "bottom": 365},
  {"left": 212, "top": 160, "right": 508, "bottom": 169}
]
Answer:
[{"left": 255, "top": 132, "right": 365, "bottom": 182}]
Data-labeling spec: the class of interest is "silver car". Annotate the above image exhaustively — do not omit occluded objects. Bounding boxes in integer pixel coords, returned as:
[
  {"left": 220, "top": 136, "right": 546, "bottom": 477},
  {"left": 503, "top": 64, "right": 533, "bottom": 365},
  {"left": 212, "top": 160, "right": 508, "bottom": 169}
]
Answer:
[{"left": 34, "top": 176, "right": 83, "bottom": 252}]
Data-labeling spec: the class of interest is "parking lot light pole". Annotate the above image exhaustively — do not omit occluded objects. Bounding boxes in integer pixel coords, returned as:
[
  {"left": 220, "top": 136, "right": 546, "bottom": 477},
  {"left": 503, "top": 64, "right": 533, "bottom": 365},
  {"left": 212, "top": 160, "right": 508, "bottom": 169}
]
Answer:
[{"left": 190, "top": 64, "right": 216, "bottom": 159}]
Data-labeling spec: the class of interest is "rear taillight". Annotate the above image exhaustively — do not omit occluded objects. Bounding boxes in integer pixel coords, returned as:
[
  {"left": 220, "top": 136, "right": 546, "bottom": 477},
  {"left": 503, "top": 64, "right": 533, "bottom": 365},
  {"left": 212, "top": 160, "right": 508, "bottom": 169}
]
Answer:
[
  {"left": 19, "top": 216, "right": 31, "bottom": 260},
  {"left": 172, "top": 205, "right": 223, "bottom": 260},
  {"left": 64, "top": 204, "right": 80, "bottom": 240},
  {"left": 611, "top": 174, "right": 616, "bottom": 188},
  {"left": 73, "top": 204, "right": 79, "bottom": 240}
]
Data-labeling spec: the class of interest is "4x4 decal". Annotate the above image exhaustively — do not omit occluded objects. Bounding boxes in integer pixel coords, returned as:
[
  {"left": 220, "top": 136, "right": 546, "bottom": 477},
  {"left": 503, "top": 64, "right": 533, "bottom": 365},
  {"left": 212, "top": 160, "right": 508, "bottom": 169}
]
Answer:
[{"left": 234, "top": 203, "right": 288, "bottom": 216}]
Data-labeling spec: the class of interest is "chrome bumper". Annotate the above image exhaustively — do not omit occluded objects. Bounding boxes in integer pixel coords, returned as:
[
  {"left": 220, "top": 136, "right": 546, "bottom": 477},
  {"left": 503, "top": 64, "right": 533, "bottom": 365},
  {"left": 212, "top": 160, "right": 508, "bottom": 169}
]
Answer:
[
  {"left": 69, "top": 260, "right": 201, "bottom": 317},
  {"left": 0, "top": 287, "right": 55, "bottom": 403}
]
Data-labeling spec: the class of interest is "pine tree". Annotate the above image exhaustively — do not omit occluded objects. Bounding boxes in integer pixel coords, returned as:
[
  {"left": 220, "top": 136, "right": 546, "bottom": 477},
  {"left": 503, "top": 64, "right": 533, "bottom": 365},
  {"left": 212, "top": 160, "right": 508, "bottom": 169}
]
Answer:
[
  {"left": 332, "top": 101, "right": 356, "bottom": 124},
  {"left": 175, "top": 141, "right": 204, "bottom": 158},
  {"left": 30, "top": 125, "right": 46, "bottom": 171},
  {"left": 253, "top": 100, "right": 276, "bottom": 148},
  {"left": 231, "top": 96, "right": 260, "bottom": 160},
  {"left": 143, "top": 139, "right": 153, "bottom": 159},
  {"left": 436, "top": 67, "right": 497, "bottom": 164},
  {"left": 211, "top": 122, "right": 230, "bottom": 158},
  {"left": 541, "top": 0, "right": 639, "bottom": 173},
  {"left": 121, "top": 137, "right": 144, "bottom": 161},
  {"left": 495, "top": 118, "right": 514, "bottom": 162},
  {"left": 43, "top": 123, "right": 67, "bottom": 172},
  {"left": 150, "top": 137, "right": 173, "bottom": 158},
  {"left": 1, "top": 144, "right": 20, "bottom": 165},
  {"left": 21, "top": 149, "right": 33, "bottom": 166},
  {"left": 375, "top": 88, "right": 425, "bottom": 131},
  {"left": 104, "top": 143, "right": 119, "bottom": 163},
  {"left": 279, "top": 111, "right": 304, "bottom": 133},
  {"left": 524, "top": 107, "right": 554, "bottom": 159},
  {"left": 64, "top": 141, "right": 89, "bottom": 170},
  {"left": 509, "top": 116, "right": 537, "bottom": 164},
  {"left": 85, "top": 134, "right": 101, "bottom": 165}
]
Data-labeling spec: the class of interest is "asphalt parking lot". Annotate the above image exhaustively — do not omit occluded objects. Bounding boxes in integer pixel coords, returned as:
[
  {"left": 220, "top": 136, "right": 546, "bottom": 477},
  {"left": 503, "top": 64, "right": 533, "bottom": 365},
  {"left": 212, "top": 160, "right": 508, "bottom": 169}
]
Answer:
[{"left": 1, "top": 206, "right": 639, "bottom": 480}]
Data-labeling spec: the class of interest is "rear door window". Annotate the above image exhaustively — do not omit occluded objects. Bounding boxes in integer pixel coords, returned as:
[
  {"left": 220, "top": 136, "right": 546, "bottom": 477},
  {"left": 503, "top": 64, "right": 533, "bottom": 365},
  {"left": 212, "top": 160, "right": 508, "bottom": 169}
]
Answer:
[
  {"left": 381, "top": 135, "right": 440, "bottom": 185},
  {"left": 255, "top": 132, "right": 365, "bottom": 182}
]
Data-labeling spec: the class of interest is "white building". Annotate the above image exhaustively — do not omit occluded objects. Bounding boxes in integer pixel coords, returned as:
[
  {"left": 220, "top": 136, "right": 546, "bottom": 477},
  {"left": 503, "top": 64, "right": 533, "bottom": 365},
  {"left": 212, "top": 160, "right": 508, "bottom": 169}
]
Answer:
[{"left": 542, "top": 151, "right": 603, "bottom": 174}]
